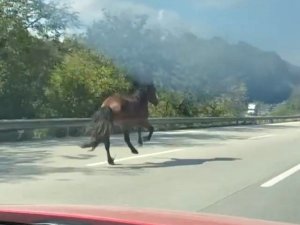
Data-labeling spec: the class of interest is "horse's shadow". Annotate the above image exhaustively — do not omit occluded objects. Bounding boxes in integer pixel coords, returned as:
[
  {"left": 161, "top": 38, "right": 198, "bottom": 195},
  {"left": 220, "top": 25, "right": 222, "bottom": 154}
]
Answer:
[{"left": 112, "top": 157, "right": 241, "bottom": 169}]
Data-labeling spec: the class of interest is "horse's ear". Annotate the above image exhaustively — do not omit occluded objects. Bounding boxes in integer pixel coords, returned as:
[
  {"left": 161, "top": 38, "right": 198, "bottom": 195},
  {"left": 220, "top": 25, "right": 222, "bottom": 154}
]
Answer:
[
  {"left": 148, "top": 82, "right": 155, "bottom": 89},
  {"left": 132, "top": 80, "right": 139, "bottom": 88}
]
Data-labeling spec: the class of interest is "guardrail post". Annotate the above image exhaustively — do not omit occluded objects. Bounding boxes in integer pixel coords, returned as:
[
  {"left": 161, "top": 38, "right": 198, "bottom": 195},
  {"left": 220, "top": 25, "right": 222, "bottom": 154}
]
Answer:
[
  {"left": 66, "top": 127, "right": 70, "bottom": 137},
  {"left": 17, "top": 130, "right": 24, "bottom": 140}
]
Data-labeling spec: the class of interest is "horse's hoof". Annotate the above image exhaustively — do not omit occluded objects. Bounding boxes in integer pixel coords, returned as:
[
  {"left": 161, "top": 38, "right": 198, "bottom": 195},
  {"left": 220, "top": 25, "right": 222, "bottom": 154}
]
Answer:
[
  {"left": 138, "top": 142, "right": 143, "bottom": 147},
  {"left": 80, "top": 143, "right": 88, "bottom": 148},
  {"left": 108, "top": 158, "right": 115, "bottom": 165},
  {"left": 132, "top": 149, "right": 139, "bottom": 154}
]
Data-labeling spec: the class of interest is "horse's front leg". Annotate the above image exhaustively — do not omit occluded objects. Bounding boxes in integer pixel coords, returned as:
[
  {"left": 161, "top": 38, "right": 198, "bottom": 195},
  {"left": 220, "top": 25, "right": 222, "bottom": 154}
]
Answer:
[
  {"left": 140, "top": 120, "right": 154, "bottom": 142},
  {"left": 137, "top": 127, "right": 143, "bottom": 146},
  {"left": 123, "top": 129, "right": 139, "bottom": 154}
]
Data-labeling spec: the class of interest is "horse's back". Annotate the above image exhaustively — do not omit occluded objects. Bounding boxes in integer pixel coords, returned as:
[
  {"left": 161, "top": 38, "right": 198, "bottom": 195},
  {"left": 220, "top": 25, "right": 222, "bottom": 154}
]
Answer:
[{"left": 101, "top": 93, "right": 148, "bottom": 125}]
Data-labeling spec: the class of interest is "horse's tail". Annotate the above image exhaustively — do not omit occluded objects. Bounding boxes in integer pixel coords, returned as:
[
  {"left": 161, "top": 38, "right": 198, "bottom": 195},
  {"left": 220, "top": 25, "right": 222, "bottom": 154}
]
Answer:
[
  {"left": 90, "top": 106, "right": 113, "bottom": 139},
  {"left": 81, "top": 107, "right": 113, "bottom": 149}
]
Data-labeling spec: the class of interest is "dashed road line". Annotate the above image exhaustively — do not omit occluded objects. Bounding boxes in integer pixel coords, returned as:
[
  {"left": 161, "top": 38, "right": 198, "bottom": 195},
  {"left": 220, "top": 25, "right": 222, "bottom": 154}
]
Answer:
[
  {"left": 261, "top": 164, "right": 300, "bottom": 187},
  {"left": 86, "top": 148, "right": 186, "bottom": 167}
]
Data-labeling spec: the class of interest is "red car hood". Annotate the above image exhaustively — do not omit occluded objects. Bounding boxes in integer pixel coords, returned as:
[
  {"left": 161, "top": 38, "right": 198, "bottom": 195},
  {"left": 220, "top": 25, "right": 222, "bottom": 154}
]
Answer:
[{"left": 0, "top": 205, "right": 295, "bottom": 225}]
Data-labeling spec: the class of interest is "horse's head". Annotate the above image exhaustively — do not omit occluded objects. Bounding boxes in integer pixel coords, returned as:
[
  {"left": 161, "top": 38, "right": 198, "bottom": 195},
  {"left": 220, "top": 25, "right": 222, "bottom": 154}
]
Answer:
[
  {"left": 146, "top": 83, "right": 159, "bottom": 106},
  {"left": 134, "top": 80, "right": 159, "bottom": 106}
]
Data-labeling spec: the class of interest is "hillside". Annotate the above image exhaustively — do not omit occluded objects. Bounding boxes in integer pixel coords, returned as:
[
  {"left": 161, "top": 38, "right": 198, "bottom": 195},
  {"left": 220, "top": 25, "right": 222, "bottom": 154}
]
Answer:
[{"left": 85, "top": 13, "right": 300, "bottom": 104}]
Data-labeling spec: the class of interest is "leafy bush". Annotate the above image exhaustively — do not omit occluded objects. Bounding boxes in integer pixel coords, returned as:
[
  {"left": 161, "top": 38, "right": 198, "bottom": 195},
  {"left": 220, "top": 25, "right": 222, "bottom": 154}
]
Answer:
[{"left": 46, "top": 44, "right": 132, "bottom": 117}]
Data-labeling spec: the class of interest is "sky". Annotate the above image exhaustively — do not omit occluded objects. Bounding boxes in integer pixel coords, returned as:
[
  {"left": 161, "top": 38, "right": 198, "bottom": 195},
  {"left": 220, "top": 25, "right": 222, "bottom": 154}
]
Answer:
[{"left": 61, "top": 0, "right": 300, "bottom": 66}]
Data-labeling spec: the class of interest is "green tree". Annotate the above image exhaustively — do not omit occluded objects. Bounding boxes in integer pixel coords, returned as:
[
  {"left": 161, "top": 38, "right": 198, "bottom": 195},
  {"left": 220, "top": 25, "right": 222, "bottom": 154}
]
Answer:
[
  {"left": 46, "top": 43, "right": 132, "bottom": 117},
  {"left": 149, "top": 90, "right": 199, "bottom": 117},
  {"left": 199, "top": 83, "right": 247, "bottom": 117},
  {"left": 272, "top": 87, "right": 300, "bottom": 116},
  {"left": 149, "top": 90, "right": 184, "bottom": 117},
  {"left": 0, "top": 0, "right": 77, "bottom": 40},
  {"left": 0, "top": 0, "right": 78, "bottom": 118}
]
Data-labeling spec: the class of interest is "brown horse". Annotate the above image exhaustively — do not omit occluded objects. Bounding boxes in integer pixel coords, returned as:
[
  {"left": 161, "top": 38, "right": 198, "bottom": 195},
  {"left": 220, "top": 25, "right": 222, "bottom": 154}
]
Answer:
[{"left": 81, "top": 83, "right": 158, "bottom": 165}]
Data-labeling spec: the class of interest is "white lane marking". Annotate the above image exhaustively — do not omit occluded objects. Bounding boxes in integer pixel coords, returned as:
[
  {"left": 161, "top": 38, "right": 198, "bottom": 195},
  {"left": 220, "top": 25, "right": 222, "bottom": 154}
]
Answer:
[
  {"left": 156, "top": 130, "right": 203, "bottom": 135},
  {"left": 248, "top": 134, "right": 274, "bottom": 140},
  {"left": 261, "top": 164, "right": 300, "bottom": 187},
  {"left": 86, "top": 148, "right": 185, "bottom": 167}
]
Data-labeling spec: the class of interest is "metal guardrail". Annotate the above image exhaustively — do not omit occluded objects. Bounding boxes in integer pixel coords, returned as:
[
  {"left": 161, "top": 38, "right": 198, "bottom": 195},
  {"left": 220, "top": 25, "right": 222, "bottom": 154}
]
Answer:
[
  {"left": 151, "top": 115, "right": 300, "bottom": 125},
  {"left": 0, "top": 115, "right": 299, "bottom": 131},
  {"left": 0, "top": 118, "right": 90, "bottom": 131}
]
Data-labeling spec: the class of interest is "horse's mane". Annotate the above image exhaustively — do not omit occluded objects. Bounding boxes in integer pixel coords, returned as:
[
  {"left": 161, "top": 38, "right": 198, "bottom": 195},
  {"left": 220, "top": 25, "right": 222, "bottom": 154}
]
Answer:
[
  {"left": 113, "top": 86, "right": 147, "bottom": 103},
  {"left": 132, "top": 87, "right": 148, "bottom": 102}
]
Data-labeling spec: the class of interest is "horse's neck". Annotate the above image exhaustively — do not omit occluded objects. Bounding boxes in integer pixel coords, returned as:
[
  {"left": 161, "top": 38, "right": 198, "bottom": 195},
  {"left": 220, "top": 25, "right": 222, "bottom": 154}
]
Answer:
[{"left": 134, "top": 89, "right": 148, "bottom": 104}]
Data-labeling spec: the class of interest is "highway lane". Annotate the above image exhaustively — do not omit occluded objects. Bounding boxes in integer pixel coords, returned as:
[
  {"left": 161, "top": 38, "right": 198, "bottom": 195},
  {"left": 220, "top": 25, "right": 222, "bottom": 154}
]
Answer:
[
  {"left": 204, "top": 170, "right": 300, "bottom": 224},
  {"left": 0, "top": 122, "right": 299, "bottom": 224}
]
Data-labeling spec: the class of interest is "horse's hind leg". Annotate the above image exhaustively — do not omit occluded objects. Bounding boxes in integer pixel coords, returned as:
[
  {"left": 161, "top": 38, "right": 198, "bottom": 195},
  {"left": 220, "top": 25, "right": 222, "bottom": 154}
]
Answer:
[
  {"left": 81, "top": 136, "right": 102, "bottom": 151},
  {"left": 81, "top": 140, "right": 98, "bottom": 151},
  {"left": 89, "top": 140, "right": 100, "bottom": 152},
  {"left": 124, "top": 130, "right": 139, "bottom": 154},
  {"left": 104, "top": 137, "right": 114, "bottom": 165}
]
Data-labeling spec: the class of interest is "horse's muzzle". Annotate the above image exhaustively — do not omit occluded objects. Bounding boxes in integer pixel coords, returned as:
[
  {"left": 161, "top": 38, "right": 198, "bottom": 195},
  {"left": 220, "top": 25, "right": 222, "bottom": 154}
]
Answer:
[{"left": 152, "top": 98, "right": 159, "bottom": 106}]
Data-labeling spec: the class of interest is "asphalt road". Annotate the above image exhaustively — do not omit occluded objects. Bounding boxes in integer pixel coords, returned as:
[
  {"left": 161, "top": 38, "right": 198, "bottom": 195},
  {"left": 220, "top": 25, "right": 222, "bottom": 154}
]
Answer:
[{"left": 0, "top": 122, "right": 299, "bottom": 224}]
